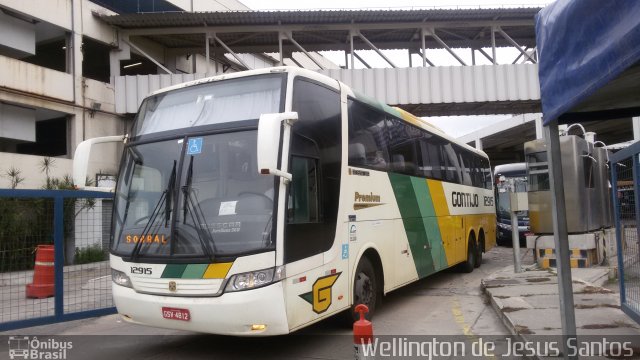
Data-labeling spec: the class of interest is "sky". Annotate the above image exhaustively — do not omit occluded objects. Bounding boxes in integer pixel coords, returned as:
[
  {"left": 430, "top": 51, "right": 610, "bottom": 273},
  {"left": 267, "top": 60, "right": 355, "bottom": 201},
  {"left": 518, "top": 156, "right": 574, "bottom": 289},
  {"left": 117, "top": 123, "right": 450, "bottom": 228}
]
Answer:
[{"left": 238, "top": 0, "right": 552, "bottom": 138}]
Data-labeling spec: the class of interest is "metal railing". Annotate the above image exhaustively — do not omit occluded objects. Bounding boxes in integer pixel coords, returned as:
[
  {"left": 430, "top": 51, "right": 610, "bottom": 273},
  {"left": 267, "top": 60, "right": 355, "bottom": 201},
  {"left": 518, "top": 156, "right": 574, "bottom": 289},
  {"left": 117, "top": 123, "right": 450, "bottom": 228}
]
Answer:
[
  {"left": 611, "top": 142, "right": 640, "bottom": 325},
  {"left": 0, "top": 189, "right": 115, "bottom": 331}
]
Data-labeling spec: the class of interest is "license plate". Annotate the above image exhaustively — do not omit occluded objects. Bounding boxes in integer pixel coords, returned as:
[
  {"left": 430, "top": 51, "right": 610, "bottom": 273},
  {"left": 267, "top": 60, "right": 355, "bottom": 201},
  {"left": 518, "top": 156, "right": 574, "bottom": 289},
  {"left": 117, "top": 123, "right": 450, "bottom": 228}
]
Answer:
[{"left": 162, "top": 307, "right": 191, "bottom": 321}]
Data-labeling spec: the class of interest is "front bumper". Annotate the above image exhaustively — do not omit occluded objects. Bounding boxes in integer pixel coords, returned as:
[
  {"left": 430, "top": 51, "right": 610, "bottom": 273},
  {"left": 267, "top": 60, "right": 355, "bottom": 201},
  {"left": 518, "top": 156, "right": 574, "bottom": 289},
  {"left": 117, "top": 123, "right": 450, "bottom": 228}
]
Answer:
[{"left": 113, "top": 281, "right": 289, "bottom": 336}]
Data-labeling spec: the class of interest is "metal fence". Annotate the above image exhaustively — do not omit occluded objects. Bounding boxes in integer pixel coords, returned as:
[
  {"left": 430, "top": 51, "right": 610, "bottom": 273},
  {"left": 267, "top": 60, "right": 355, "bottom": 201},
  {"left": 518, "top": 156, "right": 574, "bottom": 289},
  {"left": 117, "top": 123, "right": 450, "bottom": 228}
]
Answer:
[
  {"left": 0, "top": 189, "right": 116, "bottom": 331},
  {"left": 611, "top": 142, "right": 640, "bottom": 325}
]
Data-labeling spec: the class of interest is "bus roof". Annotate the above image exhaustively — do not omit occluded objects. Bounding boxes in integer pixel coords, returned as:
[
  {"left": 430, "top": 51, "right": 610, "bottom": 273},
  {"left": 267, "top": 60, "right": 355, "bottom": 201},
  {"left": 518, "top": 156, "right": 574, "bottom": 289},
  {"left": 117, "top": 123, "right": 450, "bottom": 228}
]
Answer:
[
  {"left": 146, "top": 66, "right": 488, "bottom": 159},
  {"left": 493, "top": 162, "right": 527, "bottom": 177}
]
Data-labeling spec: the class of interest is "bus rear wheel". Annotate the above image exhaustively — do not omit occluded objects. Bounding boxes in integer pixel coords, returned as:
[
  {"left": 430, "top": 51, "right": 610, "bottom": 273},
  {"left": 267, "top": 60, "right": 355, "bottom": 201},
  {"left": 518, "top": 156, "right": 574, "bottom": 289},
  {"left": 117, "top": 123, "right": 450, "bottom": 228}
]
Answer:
[
  {"left": 461, "top": 236, "right": 476, "bottom": 273},
  {"left": 349, "top": 257, "right": 378, "bottom": 322},
  {"left": 475, "top": 233, "right": 484, "bottom": 268}
]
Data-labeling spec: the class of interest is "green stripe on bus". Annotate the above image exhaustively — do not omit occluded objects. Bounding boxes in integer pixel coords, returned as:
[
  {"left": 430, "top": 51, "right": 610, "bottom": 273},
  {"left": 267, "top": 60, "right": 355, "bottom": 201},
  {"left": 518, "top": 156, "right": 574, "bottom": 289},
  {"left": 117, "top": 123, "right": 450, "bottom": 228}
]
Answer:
[
  {"left": 413, "top": 178, "right": 448, "bottom": 271},
  {"left": 389, "top": 173, "right": 435, "bottom": 277},
  {"left": 410, "top": 177, "right": 436, "bottom": 218},
  {"left": 422, "top": 217, "right": 448, "bottom": 271},
  {"left": 182, "top": 264, "right": 208, "bottom": 279},
  {"left": 161, "top": 264, "right": 187, "bottom": 278}
]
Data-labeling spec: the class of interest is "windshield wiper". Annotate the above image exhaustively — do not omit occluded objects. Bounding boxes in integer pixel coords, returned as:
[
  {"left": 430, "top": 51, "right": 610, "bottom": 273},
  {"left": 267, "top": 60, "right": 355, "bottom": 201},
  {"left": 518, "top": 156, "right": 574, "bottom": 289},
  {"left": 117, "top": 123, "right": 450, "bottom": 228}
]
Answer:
[
  {"left": 165, "top": 160, "right": 177, "bottom": 226},
  {"left": 131, "top": 160, "right": 176, "bottom": 261},
  {"left": 181, "top": 156, "right": 216, "bottom": 261}
]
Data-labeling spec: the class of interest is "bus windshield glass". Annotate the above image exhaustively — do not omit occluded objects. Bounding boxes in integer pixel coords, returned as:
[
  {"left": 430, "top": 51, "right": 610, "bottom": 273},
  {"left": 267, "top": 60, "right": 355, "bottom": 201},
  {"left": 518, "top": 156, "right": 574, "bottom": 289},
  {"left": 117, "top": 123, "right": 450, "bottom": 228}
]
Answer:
[
  {"left": 496, "top": 175, "right": 528, "bottom": 216},
  {"left": 132, "top": 75, "right": 284, "bottom": 136},
  {"left": 112, "top": 130, "right": 275, "bottom": 260}
]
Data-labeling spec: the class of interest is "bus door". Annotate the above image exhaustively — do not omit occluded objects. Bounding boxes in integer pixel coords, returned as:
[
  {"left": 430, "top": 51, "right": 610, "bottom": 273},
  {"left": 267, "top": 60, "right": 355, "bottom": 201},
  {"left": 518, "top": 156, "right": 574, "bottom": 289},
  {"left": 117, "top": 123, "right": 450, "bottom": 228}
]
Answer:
[{"left": 282, "top": 78, "right": 345, "bottom": 330}]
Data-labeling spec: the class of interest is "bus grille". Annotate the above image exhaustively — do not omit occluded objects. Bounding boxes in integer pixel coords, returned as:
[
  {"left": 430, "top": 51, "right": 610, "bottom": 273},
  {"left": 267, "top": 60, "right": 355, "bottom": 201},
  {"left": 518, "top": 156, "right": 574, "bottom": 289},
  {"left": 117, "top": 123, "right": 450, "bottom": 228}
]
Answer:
[{"left": 131, "top": 277, "right": 224, "bottom": 296}]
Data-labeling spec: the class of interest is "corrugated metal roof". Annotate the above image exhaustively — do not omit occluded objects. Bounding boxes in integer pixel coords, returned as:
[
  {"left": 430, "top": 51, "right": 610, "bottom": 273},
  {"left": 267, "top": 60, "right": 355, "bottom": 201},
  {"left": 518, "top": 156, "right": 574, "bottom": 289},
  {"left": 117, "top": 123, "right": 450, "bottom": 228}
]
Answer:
[
  {"left": 100, "top": 8, "right": 541, "bottom": 28},
  {"left": 99, "top": 8, "right": 539, "bottom": 52}
]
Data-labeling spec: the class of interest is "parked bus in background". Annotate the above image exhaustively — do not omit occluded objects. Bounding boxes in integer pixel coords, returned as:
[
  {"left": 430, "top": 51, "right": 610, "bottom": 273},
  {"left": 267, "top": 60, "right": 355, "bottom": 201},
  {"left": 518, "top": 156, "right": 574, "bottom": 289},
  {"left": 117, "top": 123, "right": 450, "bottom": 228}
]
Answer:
[
  {"left": 494, "top": 163, "right": 530, "bottom": 246},
  {"left": 74, "top": 67, "right": 496, "bottom": 335}
]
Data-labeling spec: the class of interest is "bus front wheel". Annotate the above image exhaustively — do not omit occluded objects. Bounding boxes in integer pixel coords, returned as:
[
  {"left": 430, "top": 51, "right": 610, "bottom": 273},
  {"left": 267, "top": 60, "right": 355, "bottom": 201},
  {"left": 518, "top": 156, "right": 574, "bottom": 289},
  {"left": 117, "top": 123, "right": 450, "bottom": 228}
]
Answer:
[{"left": 350, "top": 257, "right": 378, "bottom": 321}]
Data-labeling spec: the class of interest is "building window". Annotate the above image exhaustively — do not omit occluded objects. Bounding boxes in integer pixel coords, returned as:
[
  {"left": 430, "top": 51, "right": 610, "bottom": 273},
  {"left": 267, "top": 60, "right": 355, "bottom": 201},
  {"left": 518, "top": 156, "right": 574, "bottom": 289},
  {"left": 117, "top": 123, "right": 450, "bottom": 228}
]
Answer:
[
  {"left": 15, "top": 117, "right": 68, "bottom": 157},
  {"left": 82, "top": 37, "right": 112, "bottom": 83}
]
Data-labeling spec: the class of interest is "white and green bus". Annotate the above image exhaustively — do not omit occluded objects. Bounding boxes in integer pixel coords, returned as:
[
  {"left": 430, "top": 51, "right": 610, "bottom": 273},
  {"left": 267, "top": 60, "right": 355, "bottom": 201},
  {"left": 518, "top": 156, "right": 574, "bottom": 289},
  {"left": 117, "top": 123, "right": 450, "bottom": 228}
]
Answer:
[{"left": 74, "top": 67, "right": 496, "bottom": 335}]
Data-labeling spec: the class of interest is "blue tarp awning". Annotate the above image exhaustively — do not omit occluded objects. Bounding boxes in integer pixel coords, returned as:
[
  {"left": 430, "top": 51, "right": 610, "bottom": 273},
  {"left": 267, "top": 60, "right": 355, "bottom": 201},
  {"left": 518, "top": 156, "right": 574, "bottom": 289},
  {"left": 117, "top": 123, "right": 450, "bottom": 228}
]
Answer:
[{"left": 535, "top": 0, "right": 640, "bottom": 125}]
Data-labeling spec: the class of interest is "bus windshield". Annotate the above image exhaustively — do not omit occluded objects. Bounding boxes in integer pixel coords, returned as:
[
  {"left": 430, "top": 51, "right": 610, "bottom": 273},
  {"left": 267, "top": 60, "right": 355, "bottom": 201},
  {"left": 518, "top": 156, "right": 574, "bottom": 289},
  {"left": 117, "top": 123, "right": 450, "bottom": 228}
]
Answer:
[
  {"left": 496, "top": 175, "right": 527, "bottom": 216},
  {"left": 132, "top": 75, "right": 284, "bottom": 137},
  {"left": 112, "top": 130, "right": 275, "bottom": 260}
]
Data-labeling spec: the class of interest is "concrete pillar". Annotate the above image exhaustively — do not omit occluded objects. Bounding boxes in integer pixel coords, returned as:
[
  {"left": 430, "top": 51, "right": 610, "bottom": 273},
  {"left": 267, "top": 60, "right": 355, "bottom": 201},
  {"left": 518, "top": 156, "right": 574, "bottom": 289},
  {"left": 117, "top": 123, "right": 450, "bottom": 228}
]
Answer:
[
  {"left": 109, "top": 33, "right": 131, "bottom": 78},
  {"left": 71, "top": 0, "right": 83, "bottom": 106}
]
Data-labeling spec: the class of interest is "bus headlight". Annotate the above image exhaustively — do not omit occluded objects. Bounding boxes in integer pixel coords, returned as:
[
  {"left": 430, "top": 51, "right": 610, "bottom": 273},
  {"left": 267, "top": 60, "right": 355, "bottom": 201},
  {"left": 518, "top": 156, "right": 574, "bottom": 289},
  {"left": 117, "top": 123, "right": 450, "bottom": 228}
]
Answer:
[
  {"left": 225, "top": 266, "right": 285, "bottom": 292},
  {"left": 112, "top": 269, "right": 132, "bottom": 288}
]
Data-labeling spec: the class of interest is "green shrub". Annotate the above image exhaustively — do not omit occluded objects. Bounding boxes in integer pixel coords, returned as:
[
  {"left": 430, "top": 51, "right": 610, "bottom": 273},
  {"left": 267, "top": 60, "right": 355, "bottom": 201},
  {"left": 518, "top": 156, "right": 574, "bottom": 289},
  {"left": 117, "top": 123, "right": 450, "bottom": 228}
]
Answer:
[{"left": 74, "top": 245, "right": 107, "bottom": 265}]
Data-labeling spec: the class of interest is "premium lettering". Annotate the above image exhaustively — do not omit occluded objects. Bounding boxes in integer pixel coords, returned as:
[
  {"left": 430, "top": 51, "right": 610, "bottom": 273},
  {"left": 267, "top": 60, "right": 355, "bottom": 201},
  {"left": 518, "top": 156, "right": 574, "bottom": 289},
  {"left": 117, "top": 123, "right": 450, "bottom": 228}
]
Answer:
[{"left": 354, "top": 192, "right": 381, "bottom": 203}]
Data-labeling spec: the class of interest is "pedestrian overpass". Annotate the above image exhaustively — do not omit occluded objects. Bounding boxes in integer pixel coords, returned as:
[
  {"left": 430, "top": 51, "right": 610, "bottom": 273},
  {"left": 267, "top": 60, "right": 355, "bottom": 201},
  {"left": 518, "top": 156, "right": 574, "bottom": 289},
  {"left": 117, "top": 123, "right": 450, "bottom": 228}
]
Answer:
[
  {"left": 102, "top": 7, "right": 542, "bottom": 117},
  {"left": 103, "top": 7, "right": 639, "bottom": 164}
]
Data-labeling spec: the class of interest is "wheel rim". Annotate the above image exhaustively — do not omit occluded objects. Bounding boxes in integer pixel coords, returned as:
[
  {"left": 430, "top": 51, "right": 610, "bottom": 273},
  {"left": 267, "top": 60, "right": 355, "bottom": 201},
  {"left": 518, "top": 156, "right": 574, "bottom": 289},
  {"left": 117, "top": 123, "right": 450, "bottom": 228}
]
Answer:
[{"left": 355, "top": 271, "right": 374, "bottom": 307}]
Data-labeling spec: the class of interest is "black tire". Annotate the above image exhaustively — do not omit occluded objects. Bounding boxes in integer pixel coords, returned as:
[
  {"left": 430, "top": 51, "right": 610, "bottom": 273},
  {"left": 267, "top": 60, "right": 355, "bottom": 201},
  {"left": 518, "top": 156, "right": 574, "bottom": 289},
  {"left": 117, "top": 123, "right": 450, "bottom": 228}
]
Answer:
[
  {"left": 475, "top": 233, "right": 484, "bottom": 268},
  {"left": 348, "top": 257, "right": 378, "bottom": 322},
  {"left": 461, "top": 237, "right": 476, "bottom": 273}
]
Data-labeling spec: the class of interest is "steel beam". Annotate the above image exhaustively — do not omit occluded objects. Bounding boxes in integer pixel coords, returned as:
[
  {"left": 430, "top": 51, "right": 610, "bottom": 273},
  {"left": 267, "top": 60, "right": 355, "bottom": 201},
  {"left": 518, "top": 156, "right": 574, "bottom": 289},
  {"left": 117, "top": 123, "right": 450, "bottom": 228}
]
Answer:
[
  {"left": 421, "top": 28, "right": 427, "bottom": 67},
  {"left": 278, "top": 32, "right": 284, "bottom": 66},
  {"left": 213, "top": 34, "right": 250, "bottom": 70},
  {"left": 350, "top": 30, "right": 355, "bottom": 69},
  {"left": 227, "top": 32, "right": 261, "bottom": 46},
  {"left": 157, "top": 37, "right": 529, "bottom": 54},
  {"left": 122, "top": 20, "right": 535, "bottom": 37},
  {"left": 478, "top": 48, "right": 494, "bottom": 64},
  {"left": 287, "top": 55, "right": 304, "bottom": 68},
  {"left": 284, "top": 32, "right": 325, "bottom": 70},
  {"left": 353, "top": 52, "right": 372, "bottom": 69},
  {"left": 429, "top": 29, "right": 467, "bottom": 66},
  {"left": 415, "top": 49, "right": 435, "bottom": 67},
  {"left": 356, "top": 30, "right": 398, "bottom": 68},
  {"left": 491, "top": 26, "right": 497, "bottom": 64},
  {"left": 205, "top": 33, "right": 210, "bottom": 75},
  {"left": 213, "top": 38, "right": 218, "bottom": 73},
  {"left": 497, "top": 26, "right": 536, "bottom": 63},
  {"left": 122, "top": 38, "right": 173, "bottom": 74}
]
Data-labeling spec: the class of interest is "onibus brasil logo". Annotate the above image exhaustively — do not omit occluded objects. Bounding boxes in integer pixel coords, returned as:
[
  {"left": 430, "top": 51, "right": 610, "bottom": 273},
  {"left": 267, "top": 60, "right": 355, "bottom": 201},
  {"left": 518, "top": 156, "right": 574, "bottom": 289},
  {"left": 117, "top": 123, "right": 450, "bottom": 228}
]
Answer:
[{"left": 8, "top": 336, "right": 72, "bottom": 359}]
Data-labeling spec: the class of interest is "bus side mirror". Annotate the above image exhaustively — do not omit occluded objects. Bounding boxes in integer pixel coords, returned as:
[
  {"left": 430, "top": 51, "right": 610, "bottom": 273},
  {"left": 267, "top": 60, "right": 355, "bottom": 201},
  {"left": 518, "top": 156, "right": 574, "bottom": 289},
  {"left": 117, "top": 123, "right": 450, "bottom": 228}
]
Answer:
[
  {"left": 257, "top": 112, "right": 298, "bottom": 183},
  {"left": 73, "top": 135, "right": 125, "bottom": 191}
]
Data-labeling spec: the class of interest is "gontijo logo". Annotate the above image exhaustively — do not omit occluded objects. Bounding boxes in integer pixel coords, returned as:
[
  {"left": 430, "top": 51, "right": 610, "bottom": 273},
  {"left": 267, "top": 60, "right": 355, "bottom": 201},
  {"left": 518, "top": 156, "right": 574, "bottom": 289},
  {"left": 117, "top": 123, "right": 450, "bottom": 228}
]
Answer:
[
  {"left": 8, "top": 336, "right": 72, "bottom": 360},
  {"left": 299, "top": 272, "right": 342, "bottom": 314},
  {"left": 451, "top": 191, "right": 479, "bottom": 208}
]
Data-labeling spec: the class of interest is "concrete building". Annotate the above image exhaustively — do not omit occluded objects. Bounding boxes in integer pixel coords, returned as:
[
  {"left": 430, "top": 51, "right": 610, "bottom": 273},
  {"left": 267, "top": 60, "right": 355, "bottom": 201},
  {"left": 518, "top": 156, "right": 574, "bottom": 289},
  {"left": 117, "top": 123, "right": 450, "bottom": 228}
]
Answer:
[{"left": 0, "top": 0, "right": 340, "bottom": 189}]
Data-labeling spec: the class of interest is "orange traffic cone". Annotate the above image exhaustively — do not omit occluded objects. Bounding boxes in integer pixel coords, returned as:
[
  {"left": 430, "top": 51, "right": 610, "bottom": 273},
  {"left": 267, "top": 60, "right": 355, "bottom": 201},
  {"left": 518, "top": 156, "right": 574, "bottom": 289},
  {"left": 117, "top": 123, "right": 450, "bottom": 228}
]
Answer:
[
  {"left": 353, "top": 304, "right": 374, "bottom": 360},
  {"left": 26, "top": 245, "right": 55, "bottom": 298}
]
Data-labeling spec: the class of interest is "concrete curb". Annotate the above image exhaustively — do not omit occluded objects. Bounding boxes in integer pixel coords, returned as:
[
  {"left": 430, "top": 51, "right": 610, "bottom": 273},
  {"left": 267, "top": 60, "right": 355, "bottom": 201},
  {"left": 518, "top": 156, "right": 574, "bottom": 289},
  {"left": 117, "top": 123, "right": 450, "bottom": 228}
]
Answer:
[{"left": 482, "top": 266, "right": 640, "bottom": 359}]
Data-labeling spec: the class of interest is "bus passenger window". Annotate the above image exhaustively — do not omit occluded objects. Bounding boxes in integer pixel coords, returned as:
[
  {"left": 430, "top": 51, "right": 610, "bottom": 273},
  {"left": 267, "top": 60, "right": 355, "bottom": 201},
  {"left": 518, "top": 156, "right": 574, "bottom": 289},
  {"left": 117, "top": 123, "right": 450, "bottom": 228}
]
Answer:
[{"left": 348, "top": 100, "right": 390, "bottom": 171}]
